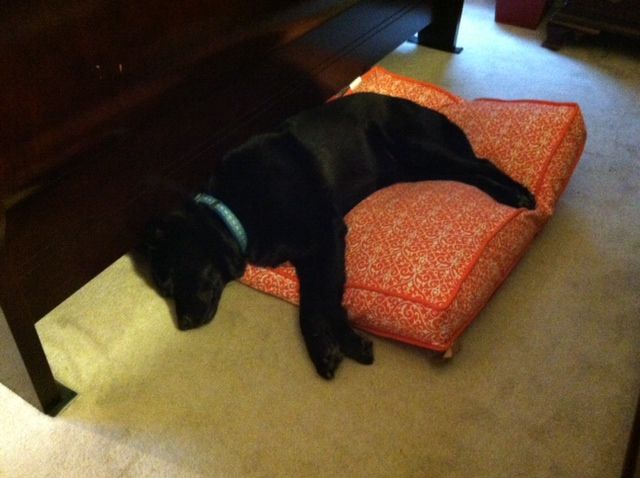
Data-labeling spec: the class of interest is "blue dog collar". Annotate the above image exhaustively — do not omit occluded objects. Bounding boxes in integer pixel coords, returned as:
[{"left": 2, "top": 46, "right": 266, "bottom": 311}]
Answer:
[{"left": 194, "top": 193, "right": 248, "bottom": 254}]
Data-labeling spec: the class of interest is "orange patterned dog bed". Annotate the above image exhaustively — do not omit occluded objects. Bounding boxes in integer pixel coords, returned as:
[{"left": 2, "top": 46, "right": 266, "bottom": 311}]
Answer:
[{"left": 240, "top": 67, "right": 586, "bottom": 353}]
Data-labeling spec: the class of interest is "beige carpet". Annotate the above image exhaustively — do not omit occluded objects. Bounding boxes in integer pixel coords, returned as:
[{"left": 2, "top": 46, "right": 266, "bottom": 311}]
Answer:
[{"left": 2, "top": 1, "right": 639, "bottom": 477}]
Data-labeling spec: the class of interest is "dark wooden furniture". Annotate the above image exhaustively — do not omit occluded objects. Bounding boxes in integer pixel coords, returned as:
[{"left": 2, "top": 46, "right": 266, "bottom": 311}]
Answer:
[
  {"left": 622, "top": 390, "right": 640, "bottom": 477},
  {"left": 0, "top": 0, "right": 464, "bottom": 415},
  {"left": 544, "top": 0, "right": 640, "bottom": 49}
]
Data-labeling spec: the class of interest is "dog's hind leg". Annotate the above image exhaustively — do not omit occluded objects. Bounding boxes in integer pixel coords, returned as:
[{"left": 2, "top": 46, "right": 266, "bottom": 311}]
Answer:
[
  {"left": 463, "top": 158, "right": 536, "bottom": 209},
  {"left": 293, "top": 216, "right": 373, "bottom": 379},
  {"left": 395, "top": 138, "right": 536, "bottom": 209},
  {"left": 381, "top": 111, "right": 536, "bottom": 209}
]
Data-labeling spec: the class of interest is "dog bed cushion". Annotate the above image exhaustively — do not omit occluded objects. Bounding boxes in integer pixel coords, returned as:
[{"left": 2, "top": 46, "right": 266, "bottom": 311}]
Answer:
[{"left": 240, "top": 66, "right": 586, "bottom": 352}]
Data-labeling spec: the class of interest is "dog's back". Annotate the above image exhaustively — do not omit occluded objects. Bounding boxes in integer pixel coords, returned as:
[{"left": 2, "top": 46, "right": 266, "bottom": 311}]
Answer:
[{"left": 282, "top": 92, "right": 453, "bottom": 213}]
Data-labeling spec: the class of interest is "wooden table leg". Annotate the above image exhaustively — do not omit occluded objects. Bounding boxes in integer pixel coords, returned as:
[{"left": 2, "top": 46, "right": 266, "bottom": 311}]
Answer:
[
  {"left": 412, "top": 0, "right": 464, "bottom": 53},
  {"left": 0, "top": 218, "right": 76, "bottom": 416},
  {"left": 0, "top": 301, "right": 76, "bottom": 416}
]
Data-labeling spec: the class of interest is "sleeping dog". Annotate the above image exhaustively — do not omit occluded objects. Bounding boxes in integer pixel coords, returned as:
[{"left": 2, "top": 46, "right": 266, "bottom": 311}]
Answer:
[{"left": 143, "top": 92, "right": 535, "bottom": 379}]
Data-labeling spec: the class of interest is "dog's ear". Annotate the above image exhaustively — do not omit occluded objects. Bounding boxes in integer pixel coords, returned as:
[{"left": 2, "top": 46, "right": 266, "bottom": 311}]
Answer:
[
  {"left": 153, "top": 264, "right": 175, "bottom": 298},
  {"left": 140, "top": 218, "right": 169, "bottom": 258},
  {"left": 140, "top": 219, "right": 176, "bottom": 297}
]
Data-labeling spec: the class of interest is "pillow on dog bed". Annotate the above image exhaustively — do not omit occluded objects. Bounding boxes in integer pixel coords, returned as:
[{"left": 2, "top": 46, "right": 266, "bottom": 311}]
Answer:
[{"left": 240, "top": 66, "right": 586, "bottom": 353}]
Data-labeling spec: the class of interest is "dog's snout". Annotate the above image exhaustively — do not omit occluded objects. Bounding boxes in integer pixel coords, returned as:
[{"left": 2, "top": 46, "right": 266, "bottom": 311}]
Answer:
[
  {"left": 176, "top": 303, "right": 218, "bottom": 331},
  {"left": 177, "top": 315, "right": 197, "bottom": 330}
]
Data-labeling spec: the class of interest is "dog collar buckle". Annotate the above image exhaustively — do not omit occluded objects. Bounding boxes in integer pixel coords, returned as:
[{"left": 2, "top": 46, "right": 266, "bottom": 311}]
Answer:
[{"left": 194, "top": 193, "right": 248, "bottom": 254}]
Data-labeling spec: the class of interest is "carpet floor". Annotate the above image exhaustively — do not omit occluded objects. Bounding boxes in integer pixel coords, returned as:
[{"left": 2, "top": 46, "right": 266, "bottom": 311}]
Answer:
[{"left": 2, "top": 1, "right": 639, "bottom": 477}]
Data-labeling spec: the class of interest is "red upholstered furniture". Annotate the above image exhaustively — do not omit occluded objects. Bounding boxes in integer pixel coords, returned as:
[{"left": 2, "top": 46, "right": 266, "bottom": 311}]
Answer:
[{"left": 241, "top": 67, "right": 587, "bottom": 354}]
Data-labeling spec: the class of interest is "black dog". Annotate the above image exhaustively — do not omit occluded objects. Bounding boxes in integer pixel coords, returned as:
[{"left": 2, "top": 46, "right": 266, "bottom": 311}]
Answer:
[{"left": 143, "top": 92, "right": 535, "bottom": 379}]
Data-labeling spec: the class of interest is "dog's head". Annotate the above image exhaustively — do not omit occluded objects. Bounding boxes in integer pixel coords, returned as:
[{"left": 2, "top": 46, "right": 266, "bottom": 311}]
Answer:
[{"left": 142, "top": 202, "right": 246, "bottom": 330}]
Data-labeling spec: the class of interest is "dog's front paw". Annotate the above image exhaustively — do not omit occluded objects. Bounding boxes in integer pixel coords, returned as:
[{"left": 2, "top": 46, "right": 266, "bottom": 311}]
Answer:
[
  {"left": 314, "top": 342, "right": 344, "bottom": 380},
  {"left": 338, "top": 329, "right": 374, "bottom": 365},
  {"left": 303, "top": 328, "right": 344, "bottom": 380}
]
